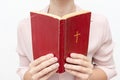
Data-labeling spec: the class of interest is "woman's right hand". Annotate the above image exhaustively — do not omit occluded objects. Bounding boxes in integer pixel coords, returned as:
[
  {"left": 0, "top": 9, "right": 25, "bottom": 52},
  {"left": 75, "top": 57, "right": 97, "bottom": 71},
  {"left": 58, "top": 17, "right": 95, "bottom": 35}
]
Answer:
[{"left": 23, "top": 53, "right": 59, "bottom": 80}]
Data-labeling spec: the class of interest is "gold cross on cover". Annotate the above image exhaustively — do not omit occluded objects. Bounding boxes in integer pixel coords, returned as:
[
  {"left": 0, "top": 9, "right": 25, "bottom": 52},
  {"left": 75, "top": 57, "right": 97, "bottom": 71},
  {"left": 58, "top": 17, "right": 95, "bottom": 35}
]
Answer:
[{"left": 74, "top": 31, "right": 80, "bottom": 43}]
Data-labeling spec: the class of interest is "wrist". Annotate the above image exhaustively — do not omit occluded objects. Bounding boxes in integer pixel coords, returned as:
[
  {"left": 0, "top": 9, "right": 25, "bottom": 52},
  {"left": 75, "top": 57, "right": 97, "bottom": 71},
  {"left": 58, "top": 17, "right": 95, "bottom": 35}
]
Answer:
[{"left": 23, "top": 69, "right": 32, "bottom": 80}]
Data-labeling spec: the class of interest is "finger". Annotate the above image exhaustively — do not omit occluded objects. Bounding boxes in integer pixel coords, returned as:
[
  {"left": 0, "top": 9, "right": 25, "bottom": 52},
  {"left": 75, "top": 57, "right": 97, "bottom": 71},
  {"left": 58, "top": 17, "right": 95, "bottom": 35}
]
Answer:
[
  {"left": 66, "top": 57, "right": 91, "bottom": 68},
  {"left": 39, "top": 68, "right": 58, "bottom": 80},
  {"left": 30, "top": 57, "right": 58, "bottom": 74},
  {"left": 65, "top": 69, "right": 89, "bottom": 80},
  {"left": 30, "top": 53, "right": 54, "bottom": 67},
  {"left": 64, "top": 63, "right": 92, "bottom": 74},
  {"left": 70, "top": 53, "right": 90, "bottom": 62},
  {"left": 32, "top": 63, "right": 59, "bottom": 80}
]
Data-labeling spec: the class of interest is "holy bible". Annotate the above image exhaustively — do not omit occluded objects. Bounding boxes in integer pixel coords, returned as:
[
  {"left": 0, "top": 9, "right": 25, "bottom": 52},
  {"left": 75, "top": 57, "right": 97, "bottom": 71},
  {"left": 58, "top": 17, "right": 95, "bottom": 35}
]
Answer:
[{"left": 30, "top": 10, "right": 91, "bottom": 73}]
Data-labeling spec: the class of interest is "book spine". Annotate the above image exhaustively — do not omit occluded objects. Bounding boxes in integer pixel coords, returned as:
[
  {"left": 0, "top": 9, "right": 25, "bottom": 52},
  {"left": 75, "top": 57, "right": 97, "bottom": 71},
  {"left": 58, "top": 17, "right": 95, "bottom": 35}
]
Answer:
[{"left": 59, "top": 20, "right": 66, "bottom": 73}]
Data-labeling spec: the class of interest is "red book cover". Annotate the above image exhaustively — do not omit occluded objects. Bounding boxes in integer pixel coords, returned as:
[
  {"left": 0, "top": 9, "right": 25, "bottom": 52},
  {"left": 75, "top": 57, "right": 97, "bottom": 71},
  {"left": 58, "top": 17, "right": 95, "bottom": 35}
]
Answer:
[{"left": 30, "top": 10, "right": 91, "bottom": 73}]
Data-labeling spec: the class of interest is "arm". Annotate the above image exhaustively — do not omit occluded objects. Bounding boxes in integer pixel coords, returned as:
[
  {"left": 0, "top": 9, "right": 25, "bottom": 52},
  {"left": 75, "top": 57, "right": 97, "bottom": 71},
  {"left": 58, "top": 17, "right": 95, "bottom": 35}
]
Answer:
[
  {"left": 64, "top": 16, "right": 117, "bottom": 80},
  {"left": 91, "top": 17, "right": 117, "bottom": 80},
  {"left": 16, "top": 19, "right": 59, "bottom": 80},
  {"left": 87, "top": 67, "right": 107, "bottom": 80},
  {"left": 16, "top": 21, "right": 30, "bottom": 79}
]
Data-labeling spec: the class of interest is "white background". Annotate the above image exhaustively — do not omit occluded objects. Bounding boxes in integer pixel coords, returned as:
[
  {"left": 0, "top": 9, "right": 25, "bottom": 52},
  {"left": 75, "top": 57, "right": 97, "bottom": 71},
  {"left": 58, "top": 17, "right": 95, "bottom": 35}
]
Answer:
[{"left": 0, "top": 0, "right": 120, "bottom": 80}]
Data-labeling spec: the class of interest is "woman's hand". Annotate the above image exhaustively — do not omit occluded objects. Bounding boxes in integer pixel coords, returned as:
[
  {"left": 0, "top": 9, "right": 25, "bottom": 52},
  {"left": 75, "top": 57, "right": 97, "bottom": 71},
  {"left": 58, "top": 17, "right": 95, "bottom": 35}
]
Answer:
[
  {"left": 64, "top": 53, "right": 93, "bottom": 80},
  {"left": 24, "top": 53, "right": 59, "bottom": 80}
]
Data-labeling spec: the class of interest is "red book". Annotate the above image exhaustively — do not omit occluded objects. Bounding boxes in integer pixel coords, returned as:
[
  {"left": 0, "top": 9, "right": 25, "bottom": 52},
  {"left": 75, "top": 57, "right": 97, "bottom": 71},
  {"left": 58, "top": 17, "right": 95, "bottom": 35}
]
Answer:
[{"left": 30, "top": 10, "right": 91, "bottom": 73}]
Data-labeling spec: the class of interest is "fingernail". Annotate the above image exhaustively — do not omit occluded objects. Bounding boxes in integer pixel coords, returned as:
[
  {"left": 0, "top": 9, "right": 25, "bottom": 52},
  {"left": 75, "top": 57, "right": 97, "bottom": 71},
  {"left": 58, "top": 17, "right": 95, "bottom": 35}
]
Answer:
[
  {"left": 66, "top": 57, "right": 69, "bottom": 62},
  {"left": 48, "top": 53, "right": 54, "bottom": 57},
  {"left": 53, "top": 57, "right": 58, "bottom": 61},
  {"left": 64, "top": 64, "right": 67, "bottom": 67},
  {"left": 70, "top": 53, "right": 76, "bottom": 57},
  {"left": 55, "top": 63, "right": 59, "bottom": 67},
  {"left": 70, "top": 53, "right": 73, "bottom": 57}
]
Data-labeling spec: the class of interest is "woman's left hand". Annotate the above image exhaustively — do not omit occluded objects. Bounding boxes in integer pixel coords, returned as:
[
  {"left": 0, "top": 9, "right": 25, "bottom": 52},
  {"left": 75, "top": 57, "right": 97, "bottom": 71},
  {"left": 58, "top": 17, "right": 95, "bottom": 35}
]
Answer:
[{"left": 64, "top": 53, "right": 93, "bottom": 80}]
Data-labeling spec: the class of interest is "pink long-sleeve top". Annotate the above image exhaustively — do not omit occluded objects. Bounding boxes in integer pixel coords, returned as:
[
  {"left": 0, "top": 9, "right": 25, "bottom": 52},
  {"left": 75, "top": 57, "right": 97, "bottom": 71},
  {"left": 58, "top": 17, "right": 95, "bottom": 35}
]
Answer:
[{"left": 16, "top": 6, "right": 117, "bottom": 80}]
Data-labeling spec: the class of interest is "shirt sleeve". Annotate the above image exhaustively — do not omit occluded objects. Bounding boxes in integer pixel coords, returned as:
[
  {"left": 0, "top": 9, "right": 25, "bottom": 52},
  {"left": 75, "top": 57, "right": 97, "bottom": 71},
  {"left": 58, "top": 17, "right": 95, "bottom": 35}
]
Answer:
[
  {"left": 16, "top": 20, "right": 30, "bottom": 80},
  {"left": 93, "top": 17, "right": 117, "bottom": 80}
]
